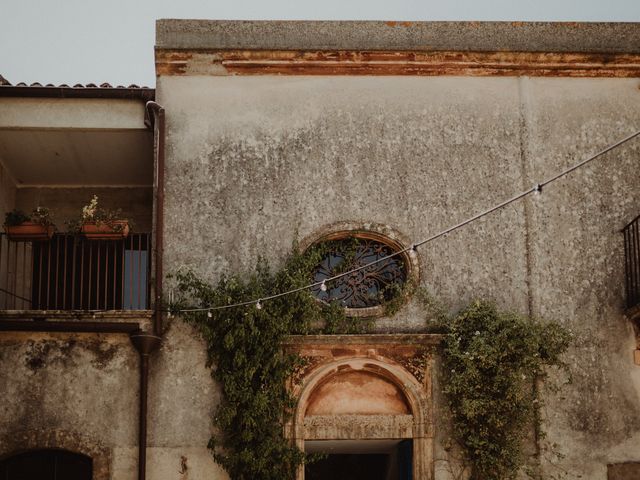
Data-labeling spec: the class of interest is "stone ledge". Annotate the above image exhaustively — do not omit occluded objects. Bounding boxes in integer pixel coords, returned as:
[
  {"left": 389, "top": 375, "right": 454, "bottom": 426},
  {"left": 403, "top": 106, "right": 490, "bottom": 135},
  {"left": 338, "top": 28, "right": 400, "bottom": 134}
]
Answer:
[
  {"left": 0, "top": 310, "right": 153, "bottom": 333},
  {"left": 156, "top": 20, "right": 640, "bottom": 54},
  {"left": 0, "top": 310, "right": 153, "bottom": 321}
]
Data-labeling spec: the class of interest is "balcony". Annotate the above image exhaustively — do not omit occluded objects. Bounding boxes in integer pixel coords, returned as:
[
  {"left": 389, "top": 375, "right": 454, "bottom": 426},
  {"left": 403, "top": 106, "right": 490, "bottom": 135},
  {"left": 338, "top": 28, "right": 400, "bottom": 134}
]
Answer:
[
  {"left": 0, "top": 85, "right": 156, "bottom": 326},
  {"left": 0, "top": 232, "right": 150, "bottom": 311},
  {"left": 624, "top": 214, "right": 640, "bottom": 318}
]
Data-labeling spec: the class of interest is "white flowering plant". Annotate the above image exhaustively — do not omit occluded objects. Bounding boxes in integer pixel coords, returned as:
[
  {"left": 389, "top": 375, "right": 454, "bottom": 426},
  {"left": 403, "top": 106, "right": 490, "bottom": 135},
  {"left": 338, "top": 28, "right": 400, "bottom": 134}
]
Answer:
[{"left": 67, "top": 195, "right": 129, "bottom": 233}]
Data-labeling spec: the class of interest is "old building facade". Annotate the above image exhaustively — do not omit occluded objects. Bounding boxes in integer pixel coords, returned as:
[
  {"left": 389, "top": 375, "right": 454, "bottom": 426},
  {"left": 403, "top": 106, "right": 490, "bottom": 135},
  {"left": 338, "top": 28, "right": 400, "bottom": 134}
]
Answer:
[{"left": 1, "top": 20, "right": 640, "bottom": 480}]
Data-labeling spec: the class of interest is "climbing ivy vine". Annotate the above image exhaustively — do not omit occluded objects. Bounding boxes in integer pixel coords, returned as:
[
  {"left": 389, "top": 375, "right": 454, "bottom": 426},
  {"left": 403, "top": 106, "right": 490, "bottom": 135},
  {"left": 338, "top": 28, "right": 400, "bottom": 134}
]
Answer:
[
  {"left": 170, "top": 241, "right": 374, "bottom": 480},
  {"left": 170, "top": 243, "right": 571, "bottom": 480},
  {"left": 441, "top": 301, "right": 571, "bottom": 480}
]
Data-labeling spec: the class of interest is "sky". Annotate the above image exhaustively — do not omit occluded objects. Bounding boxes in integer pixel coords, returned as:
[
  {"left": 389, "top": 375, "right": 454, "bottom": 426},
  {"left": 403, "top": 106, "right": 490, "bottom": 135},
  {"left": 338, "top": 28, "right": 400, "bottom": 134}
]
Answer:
[{"left": 1, "top": 0, "right": 639, "bottom": 87}]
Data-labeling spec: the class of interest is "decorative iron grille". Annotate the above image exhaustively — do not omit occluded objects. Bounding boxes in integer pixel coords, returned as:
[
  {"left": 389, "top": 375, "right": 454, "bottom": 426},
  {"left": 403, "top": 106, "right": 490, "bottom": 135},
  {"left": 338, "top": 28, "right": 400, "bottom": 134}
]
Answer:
[
  {"left": 310, "top": 237, "right": 407, "bottom": 309},
  {"left": 624, "top": 214, "right": 640, "bottom": 310}
]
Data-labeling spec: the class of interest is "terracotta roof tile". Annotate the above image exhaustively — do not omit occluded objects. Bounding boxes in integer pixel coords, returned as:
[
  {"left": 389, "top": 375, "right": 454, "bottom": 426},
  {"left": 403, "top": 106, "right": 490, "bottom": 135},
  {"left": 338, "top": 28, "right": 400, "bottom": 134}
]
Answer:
[
  {"left": 0, "top": 78, "right": 153, "bottom": 90},
  {"left": 0, "top": 79, "right": 154, "bottom": 100}
]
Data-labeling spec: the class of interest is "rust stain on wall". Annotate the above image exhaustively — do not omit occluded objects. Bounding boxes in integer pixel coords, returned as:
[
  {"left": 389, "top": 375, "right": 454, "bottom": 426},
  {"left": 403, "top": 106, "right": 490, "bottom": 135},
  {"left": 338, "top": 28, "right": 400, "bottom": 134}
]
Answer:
[
  {"left": 156, "top": 48, "right": 640, "bottom": 77},
  {"left": 155, "top": 51, "right": 194, "bottom": 76},
  {"left": 384, "top": 21, "right": 413, "bottom": 27}
]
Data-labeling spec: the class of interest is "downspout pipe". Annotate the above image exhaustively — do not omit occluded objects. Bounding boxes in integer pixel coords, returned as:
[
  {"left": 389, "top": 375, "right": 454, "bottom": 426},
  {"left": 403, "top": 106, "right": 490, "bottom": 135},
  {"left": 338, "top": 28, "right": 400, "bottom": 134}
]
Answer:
[
  {"left": 130, "top": 333, "right": 162, "bottom": 480},
  {"left": 145, "top": 101, "right": 165, "bottom": 337},
  {"left": 139, "top": 101, "right": 165, "bottom": 480}
]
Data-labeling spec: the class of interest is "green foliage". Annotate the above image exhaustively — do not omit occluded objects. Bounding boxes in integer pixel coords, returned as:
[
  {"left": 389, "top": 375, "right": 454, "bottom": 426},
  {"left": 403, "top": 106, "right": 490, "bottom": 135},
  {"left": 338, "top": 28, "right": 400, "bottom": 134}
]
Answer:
[
  {"left": 170, "top": 242, "right": 374, "bottom": 480},
  {"left": 171, "top": 241, "right": 570, "bottom": 480},
  {"left": 30, "top": 206, "right": 54, "bottom": 226},
  {"left": 4, "top": 207, "right": 53, "bottom": 227},
  {"left": 4, "top": 209, "right": 30, "bottom": 227},
  {"left": 441, "top": 301, "right": 571, "bottom": 480}
]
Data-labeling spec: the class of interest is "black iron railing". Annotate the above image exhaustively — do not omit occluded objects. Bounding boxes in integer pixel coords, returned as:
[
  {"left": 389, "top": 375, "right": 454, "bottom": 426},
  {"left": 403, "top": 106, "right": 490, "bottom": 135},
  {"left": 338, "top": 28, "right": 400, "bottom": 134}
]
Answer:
[
  {"left": 624, "top": 215, "right": 640, "bottom": 310},
  {"left": 0, "top": 232, "right": 151, "bottom": 310}
]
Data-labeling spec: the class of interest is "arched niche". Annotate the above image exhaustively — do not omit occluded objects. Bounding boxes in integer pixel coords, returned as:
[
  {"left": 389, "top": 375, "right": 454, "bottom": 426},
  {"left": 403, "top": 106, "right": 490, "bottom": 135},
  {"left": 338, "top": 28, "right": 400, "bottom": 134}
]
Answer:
[
  {"left": 0, "top": 449, "right": 92, "bottom": 480},
  {"left": 305, "top": 369, "right": 411, "bottom": 416},
  {"left": 0, "top": 429, "right": 110, "bottom": 480},
  {"left": 284, "top": 334, "right": 439, "bottom": 480}
]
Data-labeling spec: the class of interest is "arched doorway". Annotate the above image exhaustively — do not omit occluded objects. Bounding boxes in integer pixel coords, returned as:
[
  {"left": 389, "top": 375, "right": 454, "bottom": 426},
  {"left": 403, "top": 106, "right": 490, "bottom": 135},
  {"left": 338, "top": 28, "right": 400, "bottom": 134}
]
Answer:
[
  {"left": 285, "top": 334, "right": 438, "bottom": 480},
  {"left": 0, "top": 449, "right": 92, "bottom": 480}
]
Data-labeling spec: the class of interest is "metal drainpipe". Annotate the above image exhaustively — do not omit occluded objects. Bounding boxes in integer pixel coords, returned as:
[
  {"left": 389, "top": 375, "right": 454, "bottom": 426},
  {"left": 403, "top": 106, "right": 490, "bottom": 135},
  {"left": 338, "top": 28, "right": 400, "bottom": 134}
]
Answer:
[
  {"left": 145, "top": 101, "right": 165, "bottom": 337},
  {"left": 129, "top": 101, "right": 164, "bottom": 480},
  {"left": 130, "top": 333, "right": 162, "bottom": 480}
]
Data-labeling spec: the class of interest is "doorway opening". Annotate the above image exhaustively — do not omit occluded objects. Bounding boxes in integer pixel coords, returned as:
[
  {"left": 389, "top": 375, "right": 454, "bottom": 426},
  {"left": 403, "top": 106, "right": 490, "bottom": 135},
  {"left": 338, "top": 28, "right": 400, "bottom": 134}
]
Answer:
[{"left": 305, "top": 439, "right": 413, "bottom": 480}]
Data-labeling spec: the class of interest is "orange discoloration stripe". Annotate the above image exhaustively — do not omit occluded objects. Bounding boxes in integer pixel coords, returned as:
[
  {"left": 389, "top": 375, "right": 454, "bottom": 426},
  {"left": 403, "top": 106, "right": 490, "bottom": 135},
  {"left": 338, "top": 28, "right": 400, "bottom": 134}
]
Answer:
[{"left": 155, "top": 49, "right": 640, "bottom": 77}]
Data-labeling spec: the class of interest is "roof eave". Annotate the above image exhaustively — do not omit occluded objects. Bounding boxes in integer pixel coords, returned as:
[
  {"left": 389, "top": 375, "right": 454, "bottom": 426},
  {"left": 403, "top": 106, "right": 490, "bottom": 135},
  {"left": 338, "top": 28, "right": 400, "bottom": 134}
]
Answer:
[{"left": 0, "top": 85, "right": 155, "bottom": 101}]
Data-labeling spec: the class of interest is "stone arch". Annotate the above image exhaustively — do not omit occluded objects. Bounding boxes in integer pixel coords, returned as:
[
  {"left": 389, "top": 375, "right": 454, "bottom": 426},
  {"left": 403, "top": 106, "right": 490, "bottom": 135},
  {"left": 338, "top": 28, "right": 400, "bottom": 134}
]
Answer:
[
  {"left": 293, "top": 357, "right": 429, "bottom": 432},
  {"left": 289, "top": 351, "right": 434, "bottom": 480},
  {"left": 0, "top": 429, "right": 111, "bottom": 480}
]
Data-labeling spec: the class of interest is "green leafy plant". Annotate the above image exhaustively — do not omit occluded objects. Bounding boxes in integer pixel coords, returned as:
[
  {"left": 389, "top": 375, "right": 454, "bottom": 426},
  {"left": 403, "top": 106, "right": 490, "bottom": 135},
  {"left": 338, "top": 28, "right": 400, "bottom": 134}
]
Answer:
[
  {"left": 170, "top": 242, "right": 570, "bottom": 480},
  {"left": 441, "top": 301, "right": 571, "bottom": 480},
  {"left": 67, "top": 195, "right": 128, "bottom": 233},
  {"left": 30, "top": 206, "right": 54, "bottom": 226},
  {"left": 4, "top": 209, "right": 30, "bottom": 227},
  {"left": 170, "top": 243, "right": 373, "bottom": 480},
  {"left": 4, "top": 207, "right": 53, "bottom": 227}
]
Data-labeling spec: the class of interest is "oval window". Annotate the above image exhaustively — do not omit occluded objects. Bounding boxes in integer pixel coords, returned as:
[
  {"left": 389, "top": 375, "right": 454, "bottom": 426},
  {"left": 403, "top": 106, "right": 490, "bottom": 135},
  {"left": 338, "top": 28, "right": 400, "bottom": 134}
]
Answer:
[{"left": 309, "top": 235, "right": 408, "bottom": 310}]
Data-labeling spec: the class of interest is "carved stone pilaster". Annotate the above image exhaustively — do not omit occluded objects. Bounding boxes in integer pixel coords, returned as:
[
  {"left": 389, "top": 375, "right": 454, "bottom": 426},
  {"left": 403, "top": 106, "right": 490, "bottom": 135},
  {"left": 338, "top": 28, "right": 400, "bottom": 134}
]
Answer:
[{"left": 391, "top": 349, "right": 432, "bottom": 384}]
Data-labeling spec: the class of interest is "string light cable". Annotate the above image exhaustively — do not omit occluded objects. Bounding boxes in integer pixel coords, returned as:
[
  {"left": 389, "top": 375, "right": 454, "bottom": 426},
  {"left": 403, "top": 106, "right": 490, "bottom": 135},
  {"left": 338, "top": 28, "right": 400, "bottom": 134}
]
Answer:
[{"left": 167, "top": 128, "right": 640, "bottom": 314}]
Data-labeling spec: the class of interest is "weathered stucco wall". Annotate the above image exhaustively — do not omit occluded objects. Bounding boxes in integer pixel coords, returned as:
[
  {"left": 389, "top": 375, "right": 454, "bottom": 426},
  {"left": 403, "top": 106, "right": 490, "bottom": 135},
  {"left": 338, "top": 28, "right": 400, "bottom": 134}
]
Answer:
[
  {"left": 157, "top": 75, "right": 640, "bottom": 479},
  {"left": 0, "top": 332, "right": 138, "bottom": 479},
  {"left": 519, "top": 78, "right": 640, "bottom": 479},
  {"left": 159, "top": 75, "right": 529, "bottom": 315},
  {"left": 0, "top": 327, "right": 224, "bottom": 480},
  {"left": 146, "top": 320, "right": 225, "bottom": 480}
]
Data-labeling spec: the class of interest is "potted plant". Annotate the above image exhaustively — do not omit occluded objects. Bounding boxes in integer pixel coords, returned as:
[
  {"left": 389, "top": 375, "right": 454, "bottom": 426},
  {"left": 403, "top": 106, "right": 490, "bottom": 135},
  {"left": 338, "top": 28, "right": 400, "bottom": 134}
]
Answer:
[
  {"left": 4, "top": 207, "right": 55, "bottom": 241},
  {"left": 69, "top": 195, "right": 130, "bottom": 240}
]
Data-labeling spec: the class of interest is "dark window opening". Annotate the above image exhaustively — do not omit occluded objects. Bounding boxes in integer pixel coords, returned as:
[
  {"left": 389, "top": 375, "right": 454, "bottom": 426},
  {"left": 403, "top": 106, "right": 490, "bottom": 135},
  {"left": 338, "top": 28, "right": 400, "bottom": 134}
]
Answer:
[{"left": 0, "top": 449, "right": 92, "bottom": 480}]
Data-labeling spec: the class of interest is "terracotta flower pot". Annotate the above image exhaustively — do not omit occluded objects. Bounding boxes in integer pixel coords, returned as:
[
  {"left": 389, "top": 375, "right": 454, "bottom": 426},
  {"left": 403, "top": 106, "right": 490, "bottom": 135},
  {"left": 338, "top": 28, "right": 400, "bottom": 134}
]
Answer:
[
  {"left": 81, "top": 220, "right": 130, "bottom": 240},
  {"left": 5, "top": 222, "right": 55, "bottom": 241}
]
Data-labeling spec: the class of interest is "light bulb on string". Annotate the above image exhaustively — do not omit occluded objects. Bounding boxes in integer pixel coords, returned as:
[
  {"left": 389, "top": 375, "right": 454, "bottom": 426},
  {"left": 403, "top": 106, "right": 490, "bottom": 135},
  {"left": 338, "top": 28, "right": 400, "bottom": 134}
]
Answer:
[
  {"left": 207, "top": 310, "right": 213, "bottom": 318},
  {"left": 256, "top": 300, "right": 263, "bottom": 310},
  {"left": 320, "top": 280, "right": 327, "bottom": 292},
  {"left": 534, "top": 184, "right": 543, "bottom": 196}
]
